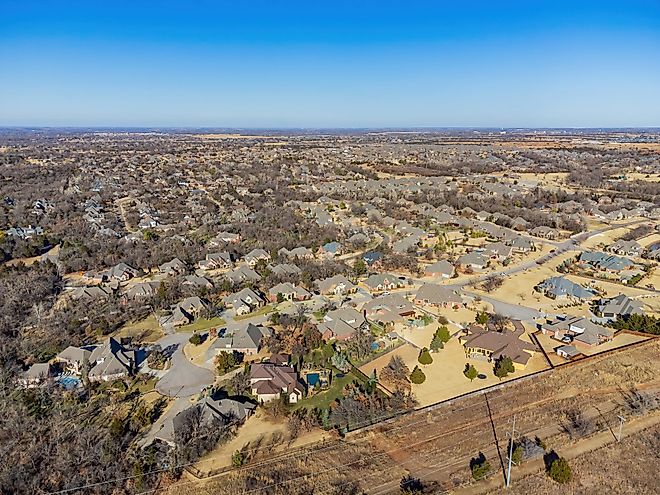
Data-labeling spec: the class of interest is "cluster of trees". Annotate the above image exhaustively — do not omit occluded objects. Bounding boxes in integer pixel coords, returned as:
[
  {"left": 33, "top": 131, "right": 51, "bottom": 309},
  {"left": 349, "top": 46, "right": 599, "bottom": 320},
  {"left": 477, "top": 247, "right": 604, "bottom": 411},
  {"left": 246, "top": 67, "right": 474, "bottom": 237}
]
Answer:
[
  {"left": 328, "top": 382, "right": 416, "bottom": 432},
  {"left": 610, "top": 313, "right": 660, "bottom": 335}
]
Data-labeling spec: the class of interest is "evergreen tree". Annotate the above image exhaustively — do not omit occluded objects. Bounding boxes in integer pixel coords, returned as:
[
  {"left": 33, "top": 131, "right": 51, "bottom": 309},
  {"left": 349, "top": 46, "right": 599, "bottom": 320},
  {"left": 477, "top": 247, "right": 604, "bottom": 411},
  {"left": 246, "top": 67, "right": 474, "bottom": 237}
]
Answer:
[
  {"left": 409, "top": 366, "right": 426, "bottom": 384},
  {"left": 463, "top": 363, "right": 478, "bottom": 381},
  {"left": 418, "top": 347, "right": 433, "bottom": 365},
  {"left": 494, "top": 356, "right": 515, "bottom": 380}
]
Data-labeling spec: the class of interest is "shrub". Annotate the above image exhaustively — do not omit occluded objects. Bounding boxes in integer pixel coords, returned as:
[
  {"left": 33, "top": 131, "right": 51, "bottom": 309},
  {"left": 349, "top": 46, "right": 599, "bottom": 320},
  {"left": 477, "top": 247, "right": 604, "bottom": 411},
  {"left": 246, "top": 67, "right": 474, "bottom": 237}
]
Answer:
[
  {"left": 494, "top": 356, "right": 514, "bottom": 380},
  {"left": 548, "top": 456, "right": 572, "bottom": 484},
  {"left": 232, "top": 450, "right": 245, "bottom": 467},
  {"left": 409, "top": 366, "right": 426, "bottom": 384},
  {"left": 188, "top": 333, "right": 202, "bottom": 345},
  {"left": 470, "top": 453, "right": 491, "bottom": 480}
]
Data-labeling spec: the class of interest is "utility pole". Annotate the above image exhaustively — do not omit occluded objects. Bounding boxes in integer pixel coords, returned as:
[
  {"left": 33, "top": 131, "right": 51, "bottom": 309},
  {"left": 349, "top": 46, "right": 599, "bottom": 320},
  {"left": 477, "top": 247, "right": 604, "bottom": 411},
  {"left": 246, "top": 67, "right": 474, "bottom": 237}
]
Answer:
[
  {"left": 617, "top": 415, "right": 626, "bottom": 442},
  {"left": 505, "top": 414, "right": 517, "bottom": 488}
]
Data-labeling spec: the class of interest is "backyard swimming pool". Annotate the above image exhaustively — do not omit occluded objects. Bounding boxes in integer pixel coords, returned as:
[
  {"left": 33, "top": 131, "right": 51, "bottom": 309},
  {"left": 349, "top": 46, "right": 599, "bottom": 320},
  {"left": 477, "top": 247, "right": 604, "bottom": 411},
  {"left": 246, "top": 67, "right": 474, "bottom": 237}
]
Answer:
[{"left": 58, "top": 375, "right": 82, "bottom": 390}]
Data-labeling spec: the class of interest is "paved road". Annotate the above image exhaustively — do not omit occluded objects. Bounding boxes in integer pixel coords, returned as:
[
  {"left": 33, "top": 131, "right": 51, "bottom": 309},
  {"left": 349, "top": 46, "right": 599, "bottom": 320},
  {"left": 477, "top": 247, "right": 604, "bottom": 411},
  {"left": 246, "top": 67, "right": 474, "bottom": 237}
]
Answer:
[{"left": 155, "top": 332, "right": 214, "bottom": 398}]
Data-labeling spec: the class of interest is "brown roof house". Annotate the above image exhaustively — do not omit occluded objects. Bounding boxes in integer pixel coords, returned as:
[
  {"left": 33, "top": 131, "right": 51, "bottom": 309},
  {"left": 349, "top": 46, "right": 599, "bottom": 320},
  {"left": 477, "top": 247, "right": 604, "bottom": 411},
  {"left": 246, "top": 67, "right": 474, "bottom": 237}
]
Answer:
[
  {"left": 459, "top": 324, "right": 537, "bottom": 371},
  {"left": 249, "top": 363, "right": 305, "bottom": 403}
]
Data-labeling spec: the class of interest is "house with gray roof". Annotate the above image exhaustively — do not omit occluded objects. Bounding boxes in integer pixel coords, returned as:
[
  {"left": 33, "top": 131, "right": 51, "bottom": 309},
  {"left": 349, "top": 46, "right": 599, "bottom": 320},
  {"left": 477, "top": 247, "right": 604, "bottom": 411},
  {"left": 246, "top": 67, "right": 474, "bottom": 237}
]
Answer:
[
  {"left": 124, "top": 281, "right": 160, "bottom": 300},
  {"left": 536, "top": 276, "right": 596, "bottom": 301},
  {"left": 579, "top": 252, "right": 635, "bottom": 273},
  {"left": 539, "top": 315, "right": 614, "bottom": 346},
  {"left": 88, "top": 337, "right": 135, "bottom": 382},
  {"left": 159, "top": 257, "right": 187, "bottom": 276},
  {"left": 19, "top": 363, "right": 54, "bottom": 388},
  {"left": 315, "top": 275, "right": 357, "bottom": 295},
  {"left": 223, "top": 288, "right": 266, "bottom": 315},
  {"left": 244, "top": 248, "right": 271, "bottom": 267},
  {"left": 317, "top": 307, "right": 367, "bottom": 341},
  {"left": 361, "top": 273, "right": 405, "bottom": 294},
  {"left": 269, "top": 263, "right": 301, "bottom": 276},
  {"left": 199, "top": 252, "right": 234, "bottom": 270},
  {"left": 608, "top": 240, "right": 643, "bottom": 258},
  {"left": 55, "top": 346, "right": 92, "bottom": 374},
  {"left": 267, "top": 282, "right": 311, "bottom": 302},
  {"left": 318, "top": 241, "right": 342, "bottom": 257},
  {"left": 363, "top": 294, "right": 417, "bottom": 327},
  {"left": 215, "top": 323, "right": 273, "bottom": 355},
  {"left": 225, "top": 265, "right": 262, "bottom": 285},
  {"left": 414, "top": 284, "right": 464, "bottom": 308},
  {"left": 423, "top": 260, "right": 455, "bottom": 278},
  {"left": 594, "top": 294, "right": 644, "bottom": 322},
  {"left": 104, "top": 262, "right": 138, "bottom": 282},
  {"left": 457, "top": 251, "right": 489, "bottom": 271}
]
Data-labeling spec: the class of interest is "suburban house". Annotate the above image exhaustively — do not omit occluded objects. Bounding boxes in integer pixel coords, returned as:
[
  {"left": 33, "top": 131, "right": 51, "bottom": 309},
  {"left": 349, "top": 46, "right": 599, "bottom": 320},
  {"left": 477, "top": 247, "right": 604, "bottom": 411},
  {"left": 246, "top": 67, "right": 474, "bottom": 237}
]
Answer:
[
  {"left": 579, "top": 252, "right": 636, "bottom": 273},
  {"left": 363, "top": 294, "right": 417, "bottom": 327},
  {"left": 530, "top": 226, "right": 559, "bottom": 240},
  {"left": 483, "top": 242, "right": 513, "bottom": 261},
  {"left": 607, "top": 240, "right": 643, "bottom": 258},
  {"left": 223, "top": 287, "right": 266, "bottom": 315},
  {"left": 538, "top": 315, "right": 614, "bottom": 346},
  {"left": 104, "top": 262, "right": 138, "bottom": 282},
  {"left": 363, "top": 251, "right": 384, "bottom": 267},
  {"left": 279, "top": 246, "right": 314, "bottom": 259},
  {"left": 88, "top": 337, "right": 136, "bottom": 382},
  {"left": 317, "top": 307, "right": 367, "bottom": 341},
  {"left": 249, "top": 363, "right": 305, "bottom": 403},
  {"left": 414, "top": 284, "right": 464, "bottom": 309},
  {"left": 55, "top": 346, "right": 92, "bottom": 374},
  {"left": 316, "top": 275, "right": 357, "bottom": 296},
  {"left": 160, "top": 296, "right": 211, "bottom": 327},
  {"left": 594, "top": 294, "right": 644, "bottom": 321},
  {"left": 19, "top": 363, "right": 54, "bottom": 388},
  {"left": 70, "top": 286, "right": 112, "bottom": 301},
  {"left": 508, "top": 236, "right": 535, "bottom": 253},
  {"left": 158, "top": 257, "right": 187, "bottom": 276},
  {"left": 457, "top": 252, "right": 489, "bottom": 271},
  {"left": 224, "top": 265, "right": 262, "bottom": 285},
  {"left": 215, "top": 323, "right": 273, "bottom": 355},
  {"left": 154, "top": 397, "right": 256, "bottom": 447},
  {"left": 318, "top": 241, "right": 342, "bottom": 257},
  {"left": 124, "top": 281, "right": 160, "bottom": 300},
  {"left": 210, "top": 231, "right": 241, "bottom": 245},
  {"left": 536, "top": 276, "right": 596, "bottom": 301},
  {"left": 269, "top": 263, "right": 301, "bottom": 276},
  {"left": 267, "top": 282, "right": 312, "bottom": 302},
  {"left": 423, "top": 260, "right": 455, "bottom": 278},
  {"left": 182, "top": 274, "right": 213, "bottom": 289},
  {"left": 198, "top": 252, "right": 234, "bottom": 270},
  {"left": 459, "top": 324, "right": 537, "bottom": 370},
  {"left": 361, "top": 273, "right": 405, "bottom": 294},
  {"left": 244, "top": 248, "right": 271, "bottom": 267}
]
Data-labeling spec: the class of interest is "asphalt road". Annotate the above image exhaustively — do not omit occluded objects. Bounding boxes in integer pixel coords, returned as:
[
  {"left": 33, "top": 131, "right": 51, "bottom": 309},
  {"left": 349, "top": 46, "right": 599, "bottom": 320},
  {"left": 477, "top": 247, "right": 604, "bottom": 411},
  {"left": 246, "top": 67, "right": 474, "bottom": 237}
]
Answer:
[{"left": 154, "top": 332, "right": 214, "bottom": 398}]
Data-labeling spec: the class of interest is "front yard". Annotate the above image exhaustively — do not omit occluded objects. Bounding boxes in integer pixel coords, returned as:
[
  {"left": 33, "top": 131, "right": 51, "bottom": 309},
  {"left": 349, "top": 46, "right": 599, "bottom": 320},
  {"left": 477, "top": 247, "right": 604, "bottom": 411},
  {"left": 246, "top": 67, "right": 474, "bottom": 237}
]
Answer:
[{"left": 177, "top": 316, "right": 227, "bottom": 333}]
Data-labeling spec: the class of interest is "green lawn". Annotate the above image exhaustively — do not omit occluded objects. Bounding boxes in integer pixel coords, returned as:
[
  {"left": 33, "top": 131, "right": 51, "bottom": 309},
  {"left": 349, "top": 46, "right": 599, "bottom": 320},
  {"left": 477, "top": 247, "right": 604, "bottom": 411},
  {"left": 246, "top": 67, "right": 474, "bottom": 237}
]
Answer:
[
  {"left": 291, "top": 370, "right": 362, "bottom": 411},
  {"left": 233, "top": 304, "right": 276, "bottom": 321},
  {"left": 177, "top": 316, "right": 227, "bottom": 333}
]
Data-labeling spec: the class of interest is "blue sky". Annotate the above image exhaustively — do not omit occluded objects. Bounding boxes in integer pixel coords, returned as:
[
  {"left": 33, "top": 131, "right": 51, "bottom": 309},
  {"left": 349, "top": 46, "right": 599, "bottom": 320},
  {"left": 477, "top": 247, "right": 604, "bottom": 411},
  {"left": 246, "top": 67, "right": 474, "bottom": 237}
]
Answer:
[{"left": 1, "top": 1, "right": 659, "bottom": 127}]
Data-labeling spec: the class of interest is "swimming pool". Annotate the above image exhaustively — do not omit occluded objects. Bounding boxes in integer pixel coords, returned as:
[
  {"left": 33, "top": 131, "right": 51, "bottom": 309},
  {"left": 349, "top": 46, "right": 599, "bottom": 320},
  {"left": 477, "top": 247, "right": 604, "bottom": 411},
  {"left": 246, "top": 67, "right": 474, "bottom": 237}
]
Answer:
[
  {"left": 306, "top": 373, "right": 320, "bottom": 387},
  {"left": 58, "top": 376, "right": 82, "bottom": 390}
]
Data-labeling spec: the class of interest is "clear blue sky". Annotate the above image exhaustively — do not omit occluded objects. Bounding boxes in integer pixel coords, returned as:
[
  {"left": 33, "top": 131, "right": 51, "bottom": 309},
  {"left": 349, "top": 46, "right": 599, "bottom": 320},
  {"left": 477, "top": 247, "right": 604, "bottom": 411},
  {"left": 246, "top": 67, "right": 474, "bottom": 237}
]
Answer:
[{"left": 1, "top": 1, "right": 659, "bottom": 128}]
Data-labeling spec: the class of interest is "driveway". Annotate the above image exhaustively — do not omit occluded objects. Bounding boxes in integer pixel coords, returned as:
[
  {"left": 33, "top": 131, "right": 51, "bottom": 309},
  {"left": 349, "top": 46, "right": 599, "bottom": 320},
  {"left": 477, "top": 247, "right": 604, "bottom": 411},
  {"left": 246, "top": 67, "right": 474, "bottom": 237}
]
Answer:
[{"left": 155, "top": 332, "right": 215, "bottom": 398}]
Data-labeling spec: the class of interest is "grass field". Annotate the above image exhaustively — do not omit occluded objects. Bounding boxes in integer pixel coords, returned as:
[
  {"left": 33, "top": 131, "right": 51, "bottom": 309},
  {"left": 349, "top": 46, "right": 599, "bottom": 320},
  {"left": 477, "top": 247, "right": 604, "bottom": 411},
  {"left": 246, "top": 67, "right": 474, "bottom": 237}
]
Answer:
[
  {"left": 291, "top": 371, "right": 360, "bottom": 411},
  {"left": 114, "top": 314, "right": 163, "bottom": 342},
  {"left": 177, "top": 316, "right": 226, "bottom": 333}
]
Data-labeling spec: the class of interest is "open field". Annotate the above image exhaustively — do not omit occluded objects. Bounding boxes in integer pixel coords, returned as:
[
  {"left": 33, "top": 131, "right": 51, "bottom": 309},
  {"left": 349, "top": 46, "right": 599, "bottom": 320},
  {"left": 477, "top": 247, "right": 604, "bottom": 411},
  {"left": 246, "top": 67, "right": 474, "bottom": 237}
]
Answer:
[
  {"left": 114, "top": 314, "right": 163, "bottom": 342},
  {"left": 480, "top": 417, "right": 660, "bottom": 495}
]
